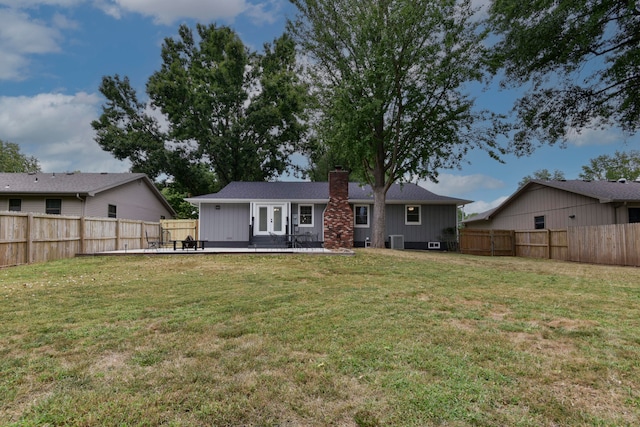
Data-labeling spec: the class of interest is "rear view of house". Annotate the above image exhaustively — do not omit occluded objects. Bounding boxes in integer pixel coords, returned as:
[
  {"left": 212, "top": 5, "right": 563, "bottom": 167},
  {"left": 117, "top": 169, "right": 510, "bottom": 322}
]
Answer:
[{"left": 186, "top": 169, "right": 470, "bottom": 249}]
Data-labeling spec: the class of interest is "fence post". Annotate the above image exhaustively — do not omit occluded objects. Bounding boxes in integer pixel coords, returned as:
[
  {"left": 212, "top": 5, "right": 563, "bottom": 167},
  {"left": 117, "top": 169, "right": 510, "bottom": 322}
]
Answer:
[
  {"left": 546, "top": 229, "right": 551, "bottom": 259},
  {"left": 79, "top": 217, "right": 85, "bottom": 254},
  {"left": 116, "top": 219, "right": 121, "bottom": 250},
  {"left": 27, "top": 213, "right": 34, "bottom": 265}
]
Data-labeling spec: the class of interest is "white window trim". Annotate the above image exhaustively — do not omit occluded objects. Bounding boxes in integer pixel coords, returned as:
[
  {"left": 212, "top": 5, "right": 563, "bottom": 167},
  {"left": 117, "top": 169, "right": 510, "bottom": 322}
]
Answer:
[
  {"left": 405, "top": 205, "right": 421, "bottom": 225},
  {"left": 354, "top": 204, "right": 370, "bottom": 228},
  {"left": 298, "top": 204, "right": 314, "bottom": 227}
]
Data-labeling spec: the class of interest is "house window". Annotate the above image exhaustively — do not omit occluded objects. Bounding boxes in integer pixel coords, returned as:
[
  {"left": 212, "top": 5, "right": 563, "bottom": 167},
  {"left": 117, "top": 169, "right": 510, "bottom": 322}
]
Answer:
[
  {"left": 406, "top": 205, "right": 421, "bottom": 225},
  {"left": 354, "top": 204, "right": 369, "bottom": 227},
  {"left": 108, "top": 204, "right": 117, "bottom": 218},
  {"left": 298, "top": 205, "right": 313, "bottom": 226},
  {"left": 630, "top": 208, "right": 640, "bottom": 223},
  {"left": 8, "top": 199, "right": 21, "bottom": 212},
  {"left": 534, "top": 215, "right": 545, "bottom": 229},
  {"left": 45, "top": 199, "right": 62, "bottom": 215}
]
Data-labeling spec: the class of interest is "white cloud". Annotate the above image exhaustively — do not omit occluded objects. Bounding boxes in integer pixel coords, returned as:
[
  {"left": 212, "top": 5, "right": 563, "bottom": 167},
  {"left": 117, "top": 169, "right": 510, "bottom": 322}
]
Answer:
[
  {"left": 418, "top": 173, "right": 505, "bottom": 197},
  {"left": 463, "top": 196, "right": 508, "bottom": 216},
  {"left": 110, "top": 0, "right": 253, "bottom": 25},
  {"left": 0, "top": 92, "right": 130, "bottom": 172},
  {"left": 566, "top": 126, "right": 621, "bottom": 147},
  {"left": 0, "top": 8, "right": 63, "bottom": 80}
]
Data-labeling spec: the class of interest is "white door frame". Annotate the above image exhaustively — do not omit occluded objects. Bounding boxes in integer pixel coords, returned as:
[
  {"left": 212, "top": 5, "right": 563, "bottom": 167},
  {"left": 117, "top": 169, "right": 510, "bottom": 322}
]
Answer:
[{"left": 253, "top": 203, "right": 288, "bottom": 236}]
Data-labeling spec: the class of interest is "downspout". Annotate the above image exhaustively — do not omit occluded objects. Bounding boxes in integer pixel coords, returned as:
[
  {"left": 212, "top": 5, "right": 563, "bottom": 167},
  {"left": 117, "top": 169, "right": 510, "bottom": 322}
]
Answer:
[{"left": 76, "top": 193, "right": 86, "bottom": 216}]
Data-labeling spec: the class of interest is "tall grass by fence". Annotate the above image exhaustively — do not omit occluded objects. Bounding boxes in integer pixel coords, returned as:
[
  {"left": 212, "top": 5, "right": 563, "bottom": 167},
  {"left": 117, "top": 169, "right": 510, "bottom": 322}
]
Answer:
[
  {"left": 0, "top": 212, "right": 161, "bottom": 268},
  {"left": 461, "top": 224, "right": 640, "bottom": 266}
]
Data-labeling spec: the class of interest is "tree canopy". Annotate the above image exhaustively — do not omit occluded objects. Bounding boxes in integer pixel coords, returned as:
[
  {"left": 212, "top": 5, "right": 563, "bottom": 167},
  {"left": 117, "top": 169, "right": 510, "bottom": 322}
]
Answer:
[
  {"left": 579, "top": 150, "right": 640, "bottom": 181},
  {"left": 0, "top": 140, "right": 41, "bottom": 173},
  {"left": 92, "top": 24, "right": 309, "bottom": 196},
  {"left": 289, "top": 0, "right": 507, "bottom": 247},
  {"left": 518, "top": 169, "right": 566, "bottom": 187},
  {"left": 489, "top": 0, "right": 640, "bottom": 151}
]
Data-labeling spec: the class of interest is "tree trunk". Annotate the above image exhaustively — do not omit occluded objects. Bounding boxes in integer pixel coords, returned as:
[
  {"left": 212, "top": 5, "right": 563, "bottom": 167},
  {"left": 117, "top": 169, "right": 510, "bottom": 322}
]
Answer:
[{"left": 371, "top": 185, "right": 387, "bottom": 248}]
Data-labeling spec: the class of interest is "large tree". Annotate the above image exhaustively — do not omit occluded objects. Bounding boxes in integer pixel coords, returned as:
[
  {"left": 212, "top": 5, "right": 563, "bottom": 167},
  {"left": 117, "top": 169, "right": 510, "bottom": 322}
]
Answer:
[
  {"left": 0, "top": 139, "right": 41, "bottom": 173},
  {"left": 93, "top": 24, "right": 308, "bottom": 195},
  {"left": 489, "top": 0, "right": 640, "bottom": 150},
  {"left": 289, "top": 0, "right": 506, "bottom": 248},
  {"left": 579, "top": 150, "right": 640, "bottom": 181}
]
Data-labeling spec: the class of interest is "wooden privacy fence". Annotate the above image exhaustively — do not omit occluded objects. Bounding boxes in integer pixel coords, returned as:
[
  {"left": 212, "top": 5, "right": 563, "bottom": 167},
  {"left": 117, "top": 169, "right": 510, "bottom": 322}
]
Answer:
[
  {"left": 160, "top": 219, "right": 198, "bottom": 243},
  {"left": 461, "top": 224, "right": 640, "bottom": 266},
  {"left": 0, "top": 212, "right": 160, "bottom": 268}
]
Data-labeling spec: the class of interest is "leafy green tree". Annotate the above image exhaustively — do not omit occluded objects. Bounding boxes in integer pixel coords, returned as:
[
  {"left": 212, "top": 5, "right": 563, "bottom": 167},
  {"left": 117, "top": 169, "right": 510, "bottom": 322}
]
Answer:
[
  {"left": 579, "top": 150, "right": 640, "bottom": 181},
  {"left": 160, "top": 186, "right": 199, "bottom": 219},
  {"left": 0, "top": 139, "right": 41, "bottom": 173},
  {"left": 489, "top": 0, "right": 640, "bottom": 150},
  {"left": 93, "top": 24, "right": 308, "bottom": 195},
  {"left": 289, "top": 0, "right": 506, "bottom": 247},
  {"left": 518, "top": 169, "right": 566, "bottom": 187}
]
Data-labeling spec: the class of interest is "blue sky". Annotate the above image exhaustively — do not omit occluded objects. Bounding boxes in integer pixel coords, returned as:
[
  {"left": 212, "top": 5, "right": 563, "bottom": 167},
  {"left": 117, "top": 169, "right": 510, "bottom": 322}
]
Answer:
[{"left": 0, "top": 0, "right": 638, "bottom": 214}]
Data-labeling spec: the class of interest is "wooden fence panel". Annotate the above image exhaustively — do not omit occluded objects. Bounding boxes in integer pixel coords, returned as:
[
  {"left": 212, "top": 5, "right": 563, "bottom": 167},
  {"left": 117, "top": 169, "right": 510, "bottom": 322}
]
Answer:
[
  {"left": 30, "top": 215, "right": 80, "bottom": 264},
  {"left": 459, "top": 229, "right": 514, "bottom": 256},
  {"left": 0, "top": 214, "right": 28, "bottom": 267},
  {"left": 568, "top": 223, "right": 640, "bottom": 266},
  {"left": 83, "top": 218, "right": 117, "bottom": 254},
  {"left": 0, "top": 212, "right": 160, "bottom": 268},
  {"left": 160, "top": 219, "right": 197, "bottom": 242}
]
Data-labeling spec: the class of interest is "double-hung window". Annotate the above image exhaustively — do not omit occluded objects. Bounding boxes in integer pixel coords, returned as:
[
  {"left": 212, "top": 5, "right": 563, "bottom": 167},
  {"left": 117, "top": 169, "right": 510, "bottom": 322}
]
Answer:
[
  {"left": 354, "top": 204, "right": 369, "bottom": 227},
  {"left": 8, "top": 199, "right": 21, "bottom": 212},
  {"left": 405, "top": 205, "right": 421, "bottom": 225},
  {"left": 298, "top": 205, "right": 313, "bottom": 226},
  {"left": 534, "top": 215, "right": 545, "bottom": 229},
  {"left": 45, "top": 199, "right": 62, "bottom": 215},
  {"left": 108, "top": 204, "right": 117, "bottom": 218}
]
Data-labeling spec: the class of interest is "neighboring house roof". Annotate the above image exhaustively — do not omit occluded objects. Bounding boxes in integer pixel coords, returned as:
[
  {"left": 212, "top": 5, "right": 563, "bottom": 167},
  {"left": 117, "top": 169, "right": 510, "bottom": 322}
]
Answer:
[
  {"left": 463, "top": 179, "right": 640, "bottom": 224},
  {"left": 0, "top": 172, "right": 176, "bottom": 215},
  {"left": 187, "top": 181, "right": 472, "bottom": 205}
]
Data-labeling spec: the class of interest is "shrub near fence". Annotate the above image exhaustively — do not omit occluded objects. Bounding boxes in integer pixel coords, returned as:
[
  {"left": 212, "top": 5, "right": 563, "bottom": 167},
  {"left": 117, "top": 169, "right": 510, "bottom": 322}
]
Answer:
[{"left": 0, "top": 212, "right": 160, "bottom": 268}]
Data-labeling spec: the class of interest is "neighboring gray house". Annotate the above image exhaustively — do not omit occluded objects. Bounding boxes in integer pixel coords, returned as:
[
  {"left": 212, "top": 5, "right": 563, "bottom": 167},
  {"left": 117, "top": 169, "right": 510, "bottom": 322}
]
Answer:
[
  {"left": 186, "top": 169, "right": 470, "bottom": 249},
  {"left": 464, "top": 179, "right": 640, "bottom": 230},
  {"left": 0, "top": 172, "right": 175, "bottom": 221}
]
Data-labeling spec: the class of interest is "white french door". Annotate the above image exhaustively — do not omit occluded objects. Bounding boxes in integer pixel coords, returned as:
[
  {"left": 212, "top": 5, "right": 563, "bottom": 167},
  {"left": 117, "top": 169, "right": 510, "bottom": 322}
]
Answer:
[{"left": 255, "top": 204, "right": 286, "bottom": 235}]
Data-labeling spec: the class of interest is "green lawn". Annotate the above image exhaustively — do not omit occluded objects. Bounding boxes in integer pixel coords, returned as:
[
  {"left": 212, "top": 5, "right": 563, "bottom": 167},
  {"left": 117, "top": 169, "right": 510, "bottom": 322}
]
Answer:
[{"left": 1, "top": 250, "right": 639, "bottom": 426}]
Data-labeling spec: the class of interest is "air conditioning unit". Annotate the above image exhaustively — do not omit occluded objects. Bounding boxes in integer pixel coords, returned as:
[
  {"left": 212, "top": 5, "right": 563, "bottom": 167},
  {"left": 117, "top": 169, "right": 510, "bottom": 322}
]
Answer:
[
  {"left": 428, "top": 241, "right": 440, "bottom": 250},
  {"left": 389, "top": 235, "right": 404, "bottom": 250}
]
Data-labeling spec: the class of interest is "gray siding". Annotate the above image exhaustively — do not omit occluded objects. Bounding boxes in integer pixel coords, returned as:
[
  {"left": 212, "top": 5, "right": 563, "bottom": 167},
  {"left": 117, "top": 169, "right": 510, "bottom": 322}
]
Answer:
[
  {"left": 385, "top": 204, "right": 457, "bottom": 243},
  {"left": 351, "top": 203, "right": 458, "bottom": 246},
  {"left": 200, "top": 203, "right": 250, "bottom": 242},
  {"left": 0, "top": 196, "right": 83, "bottom": 216},
  {"left": 84, "top": 179, "right": 173, "bottom": 221},
  {"left": 466, "top": 184, "right": 619, "bottom": 230},
  {"left": 291, "top": 203, "right": 324, "bottom": 238}
]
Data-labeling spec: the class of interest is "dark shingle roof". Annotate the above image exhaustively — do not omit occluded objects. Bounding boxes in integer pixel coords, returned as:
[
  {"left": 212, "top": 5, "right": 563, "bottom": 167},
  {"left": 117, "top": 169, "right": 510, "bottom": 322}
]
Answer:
[
  {"left": 0, "top": 172, "right": 149, "bottom": 195},
  {"left": 531, "top": 179, "right": 640, "bottom": 202},
  {"left": 188, "top": 181, "right": 471, "bottom": 205}
]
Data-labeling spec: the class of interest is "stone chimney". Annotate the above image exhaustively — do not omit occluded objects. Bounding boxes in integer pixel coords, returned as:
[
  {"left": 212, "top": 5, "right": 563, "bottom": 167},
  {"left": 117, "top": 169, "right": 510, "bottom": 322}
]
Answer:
[{"left": 324, "top": 167, "right": 353, "bottom": 250}]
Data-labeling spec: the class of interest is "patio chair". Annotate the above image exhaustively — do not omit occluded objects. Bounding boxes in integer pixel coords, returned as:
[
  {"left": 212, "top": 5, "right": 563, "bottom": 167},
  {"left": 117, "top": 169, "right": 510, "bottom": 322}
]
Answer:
[
  {"left": 145, "top": 231, "right": 160, "bottom": 251},
  {"left": 269, "top": 232, "right": 288, "bottom": 248}
]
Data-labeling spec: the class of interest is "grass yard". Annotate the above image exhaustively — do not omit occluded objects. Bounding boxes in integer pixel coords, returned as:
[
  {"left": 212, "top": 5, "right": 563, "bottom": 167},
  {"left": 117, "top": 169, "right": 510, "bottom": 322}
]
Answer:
[{"left": 1, "top": 250, "right": 639, "bottom": 426}]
